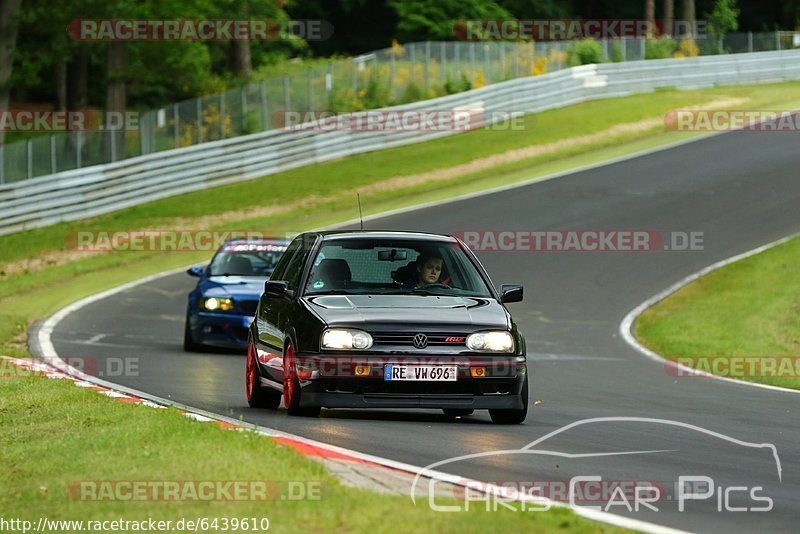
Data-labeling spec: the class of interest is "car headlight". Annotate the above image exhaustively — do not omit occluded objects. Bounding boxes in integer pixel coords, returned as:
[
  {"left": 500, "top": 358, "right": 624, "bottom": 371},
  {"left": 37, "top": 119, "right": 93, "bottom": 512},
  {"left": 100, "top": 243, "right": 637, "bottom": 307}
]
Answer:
[
  {"left": 321, "top": 329, "right": 373, "bottom": 350},
  {"left": 466, "top": 331, "right": 514, "bottom": 353},
  {"left": 203, "top": 297, "right": 234, "bottom": 311}
]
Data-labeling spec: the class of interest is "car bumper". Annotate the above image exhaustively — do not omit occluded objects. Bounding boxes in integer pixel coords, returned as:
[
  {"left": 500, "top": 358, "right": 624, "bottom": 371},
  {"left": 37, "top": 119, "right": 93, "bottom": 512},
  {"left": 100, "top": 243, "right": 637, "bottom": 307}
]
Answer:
[
  {"left": 189, "top": 312, "right": 253, "bottom": 349},
  {"left": 292, "top": 354, "right": 527, "bottom": 409}
]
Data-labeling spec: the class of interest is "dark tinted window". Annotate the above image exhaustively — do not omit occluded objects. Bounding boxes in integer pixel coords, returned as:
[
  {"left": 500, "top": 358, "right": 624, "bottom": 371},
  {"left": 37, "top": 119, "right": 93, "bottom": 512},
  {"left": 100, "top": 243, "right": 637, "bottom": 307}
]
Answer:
[
  {"left": 208, "top": 243, "right": 287, "bottom": 277},
  {"left": 303, "top": 238, "right": 492, "bottom": 297},
  {"left": 270, "top": 237, "right": 302, "bottom": 281}
]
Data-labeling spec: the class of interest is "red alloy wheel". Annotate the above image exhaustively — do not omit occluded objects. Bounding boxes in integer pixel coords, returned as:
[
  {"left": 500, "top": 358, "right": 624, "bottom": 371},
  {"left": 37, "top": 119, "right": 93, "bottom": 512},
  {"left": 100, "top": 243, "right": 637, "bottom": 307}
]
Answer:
[
  {"left": 246, "top": 338, "right": 256, "bottom": 401},
  {"left": 283, "top": 343, "right": 296, "bottom": 408}
]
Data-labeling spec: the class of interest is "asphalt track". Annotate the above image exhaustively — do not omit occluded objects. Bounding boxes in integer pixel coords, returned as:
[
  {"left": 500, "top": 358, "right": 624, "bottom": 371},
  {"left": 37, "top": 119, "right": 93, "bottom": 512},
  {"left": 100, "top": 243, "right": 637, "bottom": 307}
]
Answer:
[{"left": 50, "top": 129, "right": 800, "bottom": 532}]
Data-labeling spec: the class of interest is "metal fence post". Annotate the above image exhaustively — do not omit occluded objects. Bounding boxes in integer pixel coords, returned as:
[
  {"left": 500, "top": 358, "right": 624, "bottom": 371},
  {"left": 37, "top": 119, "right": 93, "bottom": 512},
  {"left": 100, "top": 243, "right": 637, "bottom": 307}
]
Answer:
[
  {"left": 173, "top": 104, "right": 179, "bottom": 148},
  {"left": 748, "top": 31, "right": 753, "bottom": 53},
  {"left": 110, "top": 128, "right": 117, "bottom": 162},
  {"left": 50, "top": 135, "right": 57, "bottom": 174},
  {"left": 196, "top": 98, "right": 203, "bottom": 144},
  {"left": 326, "top": 62, "right": 334, "bottom": 107},
  {"left": 284, "top": 76, "right": 291, "bottom": 113},
  {"left": 27, "top": 139, "right": 32, "bottom": 179},
  {"left": 470, "top": 41, "right": 476, "bottom": 81},
  {"left": 219, "top": 92, "right": 225, "bottom": 139},
  {"left": 259, "top": 80, "right": 268, "bottom": 130},
  {"left": 424, "top": 41, "right": 430, "bottom": 95},
  {"left": 484, "top": 43, "right": 490, "bottom": 84},
  {"left": 308, "top": 69, "right": 314, "bottom": 111},
  {"left": 500, "top": 43, "right": 506, "bottom": 80},
  {"left": 440, "top": 41, "right": 447, "bottom": 85},
  {"left": 390, "top": 49, "right": 396, "bottom": 102},
  {"left": 241, "top": 86, "right": 248, "bottom": 133},
  {"left": 76, "top": 131, "right": 82, "bottom": 168},
  {"left": 140, "top": 113, "right": 147, "bottom": 155},
  {"left": 410, "top": 43, "right": 416, "bottom": 86},
  {"left": 776, "top": 31, "right": 781, "bottom": 51},
  {"left": 454, "top": 42, "right": 460, "bottom": 80},
  {"left": 0, "top": 144, "right": 5, "bottom": 184}
]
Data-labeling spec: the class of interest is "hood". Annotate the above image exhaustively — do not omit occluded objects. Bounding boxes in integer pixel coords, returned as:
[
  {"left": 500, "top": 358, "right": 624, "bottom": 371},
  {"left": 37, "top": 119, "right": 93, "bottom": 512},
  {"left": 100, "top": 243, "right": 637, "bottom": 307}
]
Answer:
[
  {"left": 200, "top": 276, "right": 266, "bottom": 301},
  {"left": 304, "top": 294, "right": 509, "bottom": 330}
]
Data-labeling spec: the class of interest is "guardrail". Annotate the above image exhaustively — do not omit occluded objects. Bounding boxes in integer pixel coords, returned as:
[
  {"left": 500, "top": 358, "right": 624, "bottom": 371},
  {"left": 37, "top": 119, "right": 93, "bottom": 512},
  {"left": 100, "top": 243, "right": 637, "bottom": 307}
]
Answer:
[
  {"left": 4, "top": 32, "right": 799, "bottom": 184},
  {"left": 2, "top": 49, "right": 800, "bottom": 236}
]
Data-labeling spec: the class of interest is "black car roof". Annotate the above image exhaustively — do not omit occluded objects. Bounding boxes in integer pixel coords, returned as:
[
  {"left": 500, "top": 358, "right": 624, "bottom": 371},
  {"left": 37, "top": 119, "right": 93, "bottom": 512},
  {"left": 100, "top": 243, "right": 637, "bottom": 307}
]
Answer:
[
  {"left": 223, "top": 237, "right": 291, "bottom": 244},
  {"left": 309, "top": 230, "right": 456, "bottom": 242}
]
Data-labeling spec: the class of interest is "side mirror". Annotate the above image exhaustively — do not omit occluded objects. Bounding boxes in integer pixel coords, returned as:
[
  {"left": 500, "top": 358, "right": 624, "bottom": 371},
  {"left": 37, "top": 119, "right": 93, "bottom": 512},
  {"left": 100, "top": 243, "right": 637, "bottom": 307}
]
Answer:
[
  {"left": 264, "top": 280, "right": 289, "bottom": 298},
  {"left": 500, "top": 284, "right": 523, "bottom": 304},
  {"left": 186, "top": 266, "right": 204, "bottom": 277}
]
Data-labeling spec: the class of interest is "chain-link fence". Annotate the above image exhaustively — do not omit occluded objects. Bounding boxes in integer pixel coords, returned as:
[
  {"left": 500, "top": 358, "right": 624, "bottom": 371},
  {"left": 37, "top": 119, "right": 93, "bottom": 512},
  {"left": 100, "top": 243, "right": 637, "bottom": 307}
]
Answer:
[{"left": 2, "top": 32, "right": 798, "bottom": 184}]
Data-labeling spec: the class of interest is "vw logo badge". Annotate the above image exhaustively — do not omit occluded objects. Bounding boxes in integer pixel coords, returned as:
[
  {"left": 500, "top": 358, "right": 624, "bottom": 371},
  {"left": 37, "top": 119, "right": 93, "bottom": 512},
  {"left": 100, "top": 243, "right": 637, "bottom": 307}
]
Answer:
[{"left": 413, "top": 333, "right": 428, "bottom": 349}]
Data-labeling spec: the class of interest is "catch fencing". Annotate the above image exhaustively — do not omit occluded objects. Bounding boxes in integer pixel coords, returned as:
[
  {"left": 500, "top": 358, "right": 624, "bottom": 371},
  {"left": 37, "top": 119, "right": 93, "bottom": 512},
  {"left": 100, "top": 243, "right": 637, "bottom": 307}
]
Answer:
[{"left": 2, "top": 49, "right": 800, "bottom": 235}]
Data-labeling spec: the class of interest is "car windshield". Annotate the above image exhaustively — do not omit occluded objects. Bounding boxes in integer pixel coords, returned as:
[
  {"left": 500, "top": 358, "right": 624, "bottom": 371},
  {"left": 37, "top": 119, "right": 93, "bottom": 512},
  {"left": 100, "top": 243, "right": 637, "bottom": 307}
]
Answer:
[
  {"left": 208, "top": 243, "right": 287, "bottom": 277},
  {"left": 303, "top": 238, "right": 492, "bottom": 297}
]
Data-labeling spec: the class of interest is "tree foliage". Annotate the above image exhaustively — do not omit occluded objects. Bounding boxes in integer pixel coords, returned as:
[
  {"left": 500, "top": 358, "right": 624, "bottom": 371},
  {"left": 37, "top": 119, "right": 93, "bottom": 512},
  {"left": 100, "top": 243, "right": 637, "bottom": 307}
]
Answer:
[{"left": 391, "top": 0, "right": 513, "bottom": 42}]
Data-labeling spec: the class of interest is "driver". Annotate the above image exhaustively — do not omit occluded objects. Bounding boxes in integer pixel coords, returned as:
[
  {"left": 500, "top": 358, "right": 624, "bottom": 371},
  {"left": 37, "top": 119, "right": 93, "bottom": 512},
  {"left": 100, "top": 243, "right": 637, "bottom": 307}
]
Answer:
[{"left": 416, "top": 252, "right": 444, "bottom": 287}]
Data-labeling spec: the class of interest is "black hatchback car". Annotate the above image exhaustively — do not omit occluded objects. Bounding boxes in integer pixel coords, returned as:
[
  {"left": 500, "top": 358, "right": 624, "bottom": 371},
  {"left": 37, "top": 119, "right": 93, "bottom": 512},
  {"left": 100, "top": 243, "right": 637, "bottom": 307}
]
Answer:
[{"left": 245, "top": 231, "right": 528, "bottom": 424}]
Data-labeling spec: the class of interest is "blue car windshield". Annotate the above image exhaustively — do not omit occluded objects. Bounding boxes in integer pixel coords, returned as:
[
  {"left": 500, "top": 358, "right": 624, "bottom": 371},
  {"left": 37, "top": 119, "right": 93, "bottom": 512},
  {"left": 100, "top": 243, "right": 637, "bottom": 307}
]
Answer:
[
  {"left": 303, "top": 238, "right": 493, "bottom": 297},
  {"left": 209, "top": 249, "right": 285, "bottom": 277}
]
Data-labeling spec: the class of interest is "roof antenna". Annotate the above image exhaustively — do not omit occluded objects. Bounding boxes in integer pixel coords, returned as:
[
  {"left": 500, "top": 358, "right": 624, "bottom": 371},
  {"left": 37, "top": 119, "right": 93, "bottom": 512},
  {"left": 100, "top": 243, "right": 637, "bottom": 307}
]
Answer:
[{"left": 357, "top": 193, "right": 364, "bottom": 230}]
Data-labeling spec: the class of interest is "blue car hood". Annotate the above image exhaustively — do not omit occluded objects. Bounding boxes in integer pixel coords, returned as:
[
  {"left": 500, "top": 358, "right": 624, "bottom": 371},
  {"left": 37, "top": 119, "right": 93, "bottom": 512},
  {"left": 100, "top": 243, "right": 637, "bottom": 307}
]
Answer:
[{"left": 199, "top": 276, "right": 266, "bottom": 300}]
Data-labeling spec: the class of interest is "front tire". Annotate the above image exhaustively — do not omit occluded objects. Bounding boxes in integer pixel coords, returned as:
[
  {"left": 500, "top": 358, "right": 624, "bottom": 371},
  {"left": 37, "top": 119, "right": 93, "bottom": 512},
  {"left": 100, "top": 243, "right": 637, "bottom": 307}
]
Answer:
[
  {"left": 183, "top": 316, "right": 205, "bottom": 352},
  {"left": 283, "top": 342, "right": 320, "bottom": 417},
  {"left": 489, "top": 374, "right": 528, "bottom": 424},
  {"left": 246, "top": 337, "right": 281, "bottom": 409}
]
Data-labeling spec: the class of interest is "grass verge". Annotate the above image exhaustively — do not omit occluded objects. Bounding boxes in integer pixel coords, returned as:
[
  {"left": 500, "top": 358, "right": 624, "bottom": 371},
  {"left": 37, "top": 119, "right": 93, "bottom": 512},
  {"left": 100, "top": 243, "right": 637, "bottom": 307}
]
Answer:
[
  {"left": 0, "top": 368, "right": 624, "bottom": 532},
  {"left": 635, "top": 235, "right": 800, "bottom": 390}
]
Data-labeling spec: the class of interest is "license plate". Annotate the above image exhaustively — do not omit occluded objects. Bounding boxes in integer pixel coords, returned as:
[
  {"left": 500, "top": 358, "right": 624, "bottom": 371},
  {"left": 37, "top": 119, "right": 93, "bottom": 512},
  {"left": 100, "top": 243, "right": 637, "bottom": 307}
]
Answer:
[{"left": 384, "top": 365, "right": 457, "bottom": 381}]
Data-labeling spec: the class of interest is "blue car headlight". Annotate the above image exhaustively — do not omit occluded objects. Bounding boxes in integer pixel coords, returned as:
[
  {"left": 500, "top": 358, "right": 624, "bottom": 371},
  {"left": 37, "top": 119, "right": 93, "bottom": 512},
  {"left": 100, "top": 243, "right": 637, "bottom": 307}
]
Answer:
[{"left": 203, "top": 297, "right": 234, "bottom": 312}]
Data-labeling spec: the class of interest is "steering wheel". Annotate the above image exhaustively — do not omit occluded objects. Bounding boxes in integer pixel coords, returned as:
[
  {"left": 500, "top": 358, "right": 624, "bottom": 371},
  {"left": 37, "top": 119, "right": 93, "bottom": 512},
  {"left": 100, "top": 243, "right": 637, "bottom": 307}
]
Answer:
[{"left": 421, "top": 282, "right": 452, "bottom": 290}]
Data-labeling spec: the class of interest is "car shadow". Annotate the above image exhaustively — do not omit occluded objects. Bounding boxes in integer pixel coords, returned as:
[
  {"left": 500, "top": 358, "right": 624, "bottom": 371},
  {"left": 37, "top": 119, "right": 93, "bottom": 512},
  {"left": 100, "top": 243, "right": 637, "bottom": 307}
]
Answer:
[{"left": 318, "top": 409, "right": 493, "bottom": 424}]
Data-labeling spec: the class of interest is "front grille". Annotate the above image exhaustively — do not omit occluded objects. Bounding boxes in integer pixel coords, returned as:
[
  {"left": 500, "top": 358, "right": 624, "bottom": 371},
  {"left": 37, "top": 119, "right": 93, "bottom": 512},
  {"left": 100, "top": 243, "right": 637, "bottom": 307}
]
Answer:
[
  {"left": 238, "top": 300, "right": 259, "bottom": 316},
  {"left": 371, "top": 332, "right": 467, "bottom": 347}
]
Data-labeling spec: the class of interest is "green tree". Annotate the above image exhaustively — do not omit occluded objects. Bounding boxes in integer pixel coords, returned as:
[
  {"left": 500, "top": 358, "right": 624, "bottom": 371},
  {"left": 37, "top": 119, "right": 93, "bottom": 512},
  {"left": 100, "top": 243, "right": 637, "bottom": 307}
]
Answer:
[
  {"left": 392, "top": 0, "right": 513, "bottom": 42},
  {"left": 0, "top": 0, "right": 23, "bottom": 144},
  {"left": 707, "top": 0, "right": 740, "bottom": 39}
]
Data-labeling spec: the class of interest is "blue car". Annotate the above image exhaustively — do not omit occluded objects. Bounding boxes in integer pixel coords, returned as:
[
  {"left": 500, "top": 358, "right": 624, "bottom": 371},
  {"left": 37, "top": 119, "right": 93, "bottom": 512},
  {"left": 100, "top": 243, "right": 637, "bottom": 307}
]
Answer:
[{"left": 184, "top": 238, "right": 290, "bottom": 351}]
